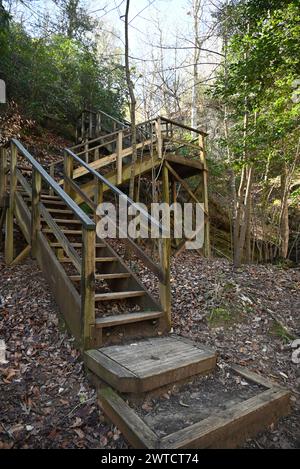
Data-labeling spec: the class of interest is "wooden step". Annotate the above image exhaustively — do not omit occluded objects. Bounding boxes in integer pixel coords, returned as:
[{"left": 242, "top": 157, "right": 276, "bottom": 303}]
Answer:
[
  {"left": 85, "top": 336, "right": 217, "bottom": 393},
  {"left": 59, "top": 256, "right": 117, "bottom": 263},
  {"left": 95, "top": 311, "right": 163, "bottom": 328},
  {"left": 25, "top": 198, "right": 67, "bottom": 207},
  {"left": 47, "top": 208, "right": 74, "bottom": 215},
  {"left": 44, "top": 218, "right": 82, "bottom": 225},
  {"left": 95, "top": 291, "right": 146, "bottom": 302},
  {"left": 69, "top": 272, "right": 131, "bottom": 281},
  {"left": 98, "top": 365, "right": 290, "bottom": 449},
  {"left": 43, "top": 229, "right": 82, "bottom": 235},
  {"left": 50, "top": 242, "right": 106, "bottom": 249}
]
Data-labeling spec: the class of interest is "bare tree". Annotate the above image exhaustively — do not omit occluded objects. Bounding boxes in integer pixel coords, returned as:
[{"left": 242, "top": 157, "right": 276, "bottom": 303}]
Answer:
[{"left": 124, "top": 0, "right": 137, "bottom": 201}]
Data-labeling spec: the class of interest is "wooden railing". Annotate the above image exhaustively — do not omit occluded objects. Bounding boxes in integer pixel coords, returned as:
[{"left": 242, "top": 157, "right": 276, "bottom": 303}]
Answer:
[
  {"left": 1, "top": 139, "right": 97, "bottom": 349},
  {"left": 64, "top": 147, "right": 172, "bottom": 327}
]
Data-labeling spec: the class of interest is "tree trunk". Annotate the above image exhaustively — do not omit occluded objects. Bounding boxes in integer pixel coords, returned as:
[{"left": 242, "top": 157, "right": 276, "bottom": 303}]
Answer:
[
  {"left": 124, "top": 0, "right": 137, "bottom": 201},
  {"left": 280, "top": 162, "right": 289, "bottom": 258}
]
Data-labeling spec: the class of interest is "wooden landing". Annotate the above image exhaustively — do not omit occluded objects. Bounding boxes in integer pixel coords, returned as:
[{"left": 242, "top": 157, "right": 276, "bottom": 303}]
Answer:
[
  {"left": 98, "top": 365, "right": 291, "bottom": 449},
  {"left": 85, "top": 336, "right": 217, "bottom": 393}
]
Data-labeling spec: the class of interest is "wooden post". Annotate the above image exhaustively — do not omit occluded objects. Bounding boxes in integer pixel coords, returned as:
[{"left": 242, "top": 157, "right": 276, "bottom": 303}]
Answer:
[
  {"left": 31, "top": 169, "right": 42, "bottom": 258},
  {"left": 117, "top": 131, "right": 123, "bottom": 185},
  {"left": 159, "top": 163, "right": 171, "bottom": 329},
  {"left": 84, "top": 140, "right": 89, "bottom": 163},
  {"left": 94, "top": 179, "right": 103, "bottom": 223},
  {"left": 199, "top": 134, "right": 211, "bottom": 257},
  {"left": 0, "top": 147, "right": 7, "bottom": 205},
  {"left": 49, "top": 163, "right": 55, "bottom": 195},
  {"left": 81, "top": 227, "right": 96, "bottom": 350},
  {"left": 64, "top": 151, "right": 74, "bottom": 198},
  {"left": 5, "top": 143, "right": 17, "bottom": 264},
  {"left": 155, "top": 117, "right": 163, "bottom": 159}
]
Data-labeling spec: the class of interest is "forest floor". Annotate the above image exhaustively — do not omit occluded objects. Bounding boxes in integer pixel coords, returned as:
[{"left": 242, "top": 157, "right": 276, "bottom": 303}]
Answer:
[{"left": 0, "top": 250, "right": 299, "bottom": 449}]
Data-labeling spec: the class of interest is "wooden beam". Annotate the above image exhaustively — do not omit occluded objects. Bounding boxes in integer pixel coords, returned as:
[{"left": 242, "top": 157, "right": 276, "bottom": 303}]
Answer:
[
  {"left": 5, "top": 143, "right": 17, "bottom": 264},
  {"left": 199, "top": 134, "right": 210, "bottom": 257},
  {"left": 11, "top": 244, "right": 31, "bottom": 266},
  {"left": 117, "top": 131, "right": 123, "bottom": 185},
  {"left": 159, "top": 162, "right": 171, "bottom": 329},
  {"left": 63, "top": 150, "right": 74, "bottom": 198},
  {"left": 31, "top": 169, "right": 42, "bottom": 257},
  {"left": 81, "top": 227, "right": 96, "bottom": 350}
]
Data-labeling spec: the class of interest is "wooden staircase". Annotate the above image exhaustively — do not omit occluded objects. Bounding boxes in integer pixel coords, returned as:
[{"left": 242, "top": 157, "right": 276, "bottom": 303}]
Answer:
[{"left": 0, "top": 118, "right": 291, "bottom": 449}]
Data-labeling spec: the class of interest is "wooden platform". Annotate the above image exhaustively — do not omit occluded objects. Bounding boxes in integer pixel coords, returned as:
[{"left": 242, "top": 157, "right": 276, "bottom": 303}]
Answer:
[
  {"left": 85, "top": 336, "right": 217, "bottom": 393},
  {"left": 98, "top": 365, "right": 291, "bottom": 449}
]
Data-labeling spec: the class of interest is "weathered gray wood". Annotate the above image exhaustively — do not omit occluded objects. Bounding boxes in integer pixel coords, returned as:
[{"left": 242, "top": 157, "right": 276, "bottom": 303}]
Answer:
[
  {"left": 81, "top": 227, "right": 96, "bottom": 350},
  {"left": 39, "top": 203, "right": 82, "bottom": 273},
  {"left": 161, "top": 388, "right": 290, "bottom": 449},
  {"left": 159, "top": 163, "right": 171, "bottom": 328},
  {"left": 11, "top": 244, "right": 31, "bottom": 266},
  {"left": 87, "top": 337, "right": 216, "bottom": 393},
  {"left": 5, "top": 143, "right": 17, "bottom": 264},
  {"left": 95, "top": 291, "right": 145, "bottom": 302},
  {"left": 99, "top": 388, "right": 158, "bottom": 449},
  {"left": 31, "top": 169, "right": 42, "bottom": 257},
  {"left": 95, "top": 311, "right": 163, "bottom": 328}
]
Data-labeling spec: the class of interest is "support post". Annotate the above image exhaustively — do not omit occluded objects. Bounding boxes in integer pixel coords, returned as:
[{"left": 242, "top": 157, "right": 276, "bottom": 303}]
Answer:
[
  {"left": 94, "top": 179, "right": 103, "bottom": 223},
  {"left": 155, "top": 117, "right": 163, "bottom": 159},
  {"left": 159, "top": 163, "right": 171, "bottom": 329},
  {"left": 0, "top": 147, "right": 8, "bottom": 205},
  {"left": 199, "top": 134, "right": 211, "bottom": 257},
  {"left": 31, "top": 169, "right": 42, "bottom": 258},
  {"left": 117, "top": 130, "right": 123, "bottom": 185},
  {"left": 5, "top": 143, "right": 17, "bottom": 264},
  {"left": 64, "top": 151, "right": 74, "bottom": 198},
  {"left": 81, "top": 227, "right": 96, "bottom": 350}
]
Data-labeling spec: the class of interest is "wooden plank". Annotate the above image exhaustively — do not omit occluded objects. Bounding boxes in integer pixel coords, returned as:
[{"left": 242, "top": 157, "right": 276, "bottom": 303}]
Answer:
[
  {"left": 161, "top": 388, "right": 290, "bottom": 449},
  {"left": 116, "top": 131, "right": 123, "bottom": 185},
  {"left": 10, "top": 244, "right": 31, "bottom": 266},
  {"left": 95, "top": 291, "right": 145, "bottom": 302},
  {"left": 43, "top": 228, "right": 83, "bottom": 236},
  {"left": 84, "top": 349, "right": 139, "bottom": 392},
  {"left": 70, "top": 272, "right": 130, "bottom": 282},
  {"left": 50, "top": 242, "right": 105, "bottom": 249},
  {"left": 5, "top": 143, "right": 17, "bottom": 264},
  {"left": 39, "top": 203, "right": 82, "bottom": 273},
  {"left": 99, "top": 388, "right": 158, "bottom": 449},
  {"left": 35, "top": 231, "right": 82, "bottom": 342},
  {"left": 159, "top": 163, "right": 171, "bottom": 329},
  {"left": 31, "top": 170, "right": 42, "bottom": 257},
  {"left": 199, "top": 134, "right": 210, "bottom": 257},
  {"left": 230, "top": 365, "right": 280, "bottom": 390},
  {"left": 0, "top": 147, "right": 7, "bottom": 204},
  {"left": 64, "top": 175, "right": 95, "bottom": 211},
  {"left": 95, "top": 311, "right": 163, "bottom": 328},
  {"left": 81, "top": 227, "right": 96, "bottom": 350},
  {"left": 166, "top": 162, "right": 201, "bottom": 205},
  {"left": 14, "top": 193, "right": 31, "bottom": 244},
  {"left": 96, "top": 337, "right": 216, "bottom": 393},
  {"left": 155, "top": 117, "right": 163, "bottom": 159},
  {"left": 69, "top": 139, "right": 152, "bottom": 182},
  {"left": 16, "top": 168, "right": 32, "bottom": 197}
]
